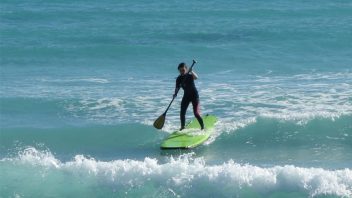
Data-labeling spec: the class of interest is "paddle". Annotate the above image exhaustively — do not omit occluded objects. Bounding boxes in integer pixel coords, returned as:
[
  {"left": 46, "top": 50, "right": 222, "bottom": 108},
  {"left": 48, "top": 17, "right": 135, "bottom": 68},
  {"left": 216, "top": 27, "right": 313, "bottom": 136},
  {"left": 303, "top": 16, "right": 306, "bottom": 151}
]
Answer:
[{"left": 153, "top": 60, "right": 197, "bottom": 129}]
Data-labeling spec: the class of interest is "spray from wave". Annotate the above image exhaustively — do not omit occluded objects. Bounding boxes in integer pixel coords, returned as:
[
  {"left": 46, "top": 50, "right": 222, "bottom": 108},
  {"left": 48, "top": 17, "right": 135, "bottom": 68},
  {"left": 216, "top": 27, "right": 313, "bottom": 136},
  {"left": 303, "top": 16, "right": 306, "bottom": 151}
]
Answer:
[{"left": 1, "top": 147, "right": 351, "bottom": 197}]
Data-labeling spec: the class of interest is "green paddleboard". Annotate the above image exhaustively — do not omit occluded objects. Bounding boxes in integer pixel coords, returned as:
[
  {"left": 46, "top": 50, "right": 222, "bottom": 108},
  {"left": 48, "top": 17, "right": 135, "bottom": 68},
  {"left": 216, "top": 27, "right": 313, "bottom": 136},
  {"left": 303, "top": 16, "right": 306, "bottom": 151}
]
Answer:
[{"left": 160, "top": 114, "right": 217, "bottom": 149}]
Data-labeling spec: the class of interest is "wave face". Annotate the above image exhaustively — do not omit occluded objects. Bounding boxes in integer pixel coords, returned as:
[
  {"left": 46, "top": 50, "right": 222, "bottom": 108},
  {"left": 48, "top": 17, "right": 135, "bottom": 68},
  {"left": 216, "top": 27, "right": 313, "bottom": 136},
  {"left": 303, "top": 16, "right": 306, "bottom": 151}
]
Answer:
[
  {"left": 1, "top": 148, "right": 351, "bottom": 198},
  {"left": 1, "top": 116, "right": 351, "bottom": 168}
]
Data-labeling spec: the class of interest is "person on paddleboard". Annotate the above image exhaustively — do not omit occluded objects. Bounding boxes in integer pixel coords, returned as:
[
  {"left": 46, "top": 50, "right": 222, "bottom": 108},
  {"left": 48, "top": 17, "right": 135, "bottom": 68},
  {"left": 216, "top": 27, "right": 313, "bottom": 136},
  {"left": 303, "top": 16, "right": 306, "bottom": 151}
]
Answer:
[{"left": 173, "top": 62, "right": 204, "bottom": 131}]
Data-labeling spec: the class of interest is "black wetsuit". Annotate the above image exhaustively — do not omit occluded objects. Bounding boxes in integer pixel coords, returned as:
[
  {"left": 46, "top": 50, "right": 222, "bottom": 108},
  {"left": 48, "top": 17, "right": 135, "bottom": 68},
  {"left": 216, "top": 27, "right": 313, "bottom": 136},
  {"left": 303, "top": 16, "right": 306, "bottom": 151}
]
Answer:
[{"left": 175, "top": 73, "right": 204, "bottom": 129}]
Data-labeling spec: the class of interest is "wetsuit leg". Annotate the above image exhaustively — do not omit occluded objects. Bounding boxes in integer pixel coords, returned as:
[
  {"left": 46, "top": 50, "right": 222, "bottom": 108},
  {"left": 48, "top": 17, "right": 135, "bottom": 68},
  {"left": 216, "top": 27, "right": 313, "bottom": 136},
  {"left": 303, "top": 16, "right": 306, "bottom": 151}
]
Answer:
[
  {"left": 192, "top": 98, "right": 204, "bottom": 129},
  {"left": 180, "top": 97, "right": 190, "bottom": 129}
]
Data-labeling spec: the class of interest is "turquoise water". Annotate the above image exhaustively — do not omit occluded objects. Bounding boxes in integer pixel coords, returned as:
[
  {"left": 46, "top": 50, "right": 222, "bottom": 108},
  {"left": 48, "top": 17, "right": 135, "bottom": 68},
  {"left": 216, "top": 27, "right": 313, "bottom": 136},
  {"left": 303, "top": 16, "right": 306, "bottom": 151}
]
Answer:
[{"left": 1, "top": 0, "right": 352, "bottom": 197}]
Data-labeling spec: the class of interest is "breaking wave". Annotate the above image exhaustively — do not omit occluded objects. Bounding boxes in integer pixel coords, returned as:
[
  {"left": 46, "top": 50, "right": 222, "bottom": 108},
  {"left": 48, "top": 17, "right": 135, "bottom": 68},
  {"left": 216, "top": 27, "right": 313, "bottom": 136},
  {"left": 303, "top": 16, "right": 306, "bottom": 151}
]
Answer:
[{"left": 1, "top": 148, "right": 351, "bottom": 198}]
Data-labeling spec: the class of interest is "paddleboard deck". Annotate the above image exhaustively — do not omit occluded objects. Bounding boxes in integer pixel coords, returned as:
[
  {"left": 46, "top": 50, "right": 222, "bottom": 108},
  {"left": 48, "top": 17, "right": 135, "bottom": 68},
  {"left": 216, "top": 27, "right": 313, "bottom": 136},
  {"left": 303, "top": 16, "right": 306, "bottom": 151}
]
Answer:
[{"left": 160, "top": 114, "right": 217, "bottom": 149}]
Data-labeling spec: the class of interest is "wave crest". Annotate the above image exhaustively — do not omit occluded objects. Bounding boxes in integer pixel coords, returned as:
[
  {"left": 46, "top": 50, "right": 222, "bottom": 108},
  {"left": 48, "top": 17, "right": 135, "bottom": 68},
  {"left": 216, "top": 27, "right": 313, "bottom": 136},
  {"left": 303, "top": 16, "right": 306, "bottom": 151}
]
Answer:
[{"left": 1, "top": 148, "right": 351, "bottom": 197}]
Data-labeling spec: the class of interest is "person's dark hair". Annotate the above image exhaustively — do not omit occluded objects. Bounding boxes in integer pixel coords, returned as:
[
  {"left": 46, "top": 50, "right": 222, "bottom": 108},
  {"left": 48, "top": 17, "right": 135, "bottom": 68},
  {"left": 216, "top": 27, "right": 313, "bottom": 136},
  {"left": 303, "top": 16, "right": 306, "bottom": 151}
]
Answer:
[{"left": 178, "top": 62, "right": 187, "bottom": 70}]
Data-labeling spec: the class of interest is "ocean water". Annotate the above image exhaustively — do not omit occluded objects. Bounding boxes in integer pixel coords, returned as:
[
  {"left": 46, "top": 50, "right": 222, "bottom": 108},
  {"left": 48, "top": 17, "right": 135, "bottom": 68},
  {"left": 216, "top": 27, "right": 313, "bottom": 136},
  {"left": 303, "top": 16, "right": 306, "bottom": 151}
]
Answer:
[{"left": 1, "top": 0, "right": 352, "bottom": 197}]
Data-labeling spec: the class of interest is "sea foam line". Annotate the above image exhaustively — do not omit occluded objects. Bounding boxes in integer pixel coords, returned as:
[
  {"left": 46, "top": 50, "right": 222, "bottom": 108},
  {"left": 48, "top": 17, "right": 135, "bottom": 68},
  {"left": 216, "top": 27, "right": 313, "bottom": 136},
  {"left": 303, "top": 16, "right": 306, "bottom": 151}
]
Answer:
[{"left": 2, "top": 147, "right": 351, "bottom": 197}]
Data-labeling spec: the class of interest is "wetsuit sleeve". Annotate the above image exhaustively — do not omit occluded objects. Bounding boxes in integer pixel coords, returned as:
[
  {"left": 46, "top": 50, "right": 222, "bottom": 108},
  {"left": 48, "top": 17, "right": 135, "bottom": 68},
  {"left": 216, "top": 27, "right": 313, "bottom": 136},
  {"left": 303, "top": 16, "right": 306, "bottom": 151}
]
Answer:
[{"left": 174, "top": 76, "right": 181, "bottom": 96}]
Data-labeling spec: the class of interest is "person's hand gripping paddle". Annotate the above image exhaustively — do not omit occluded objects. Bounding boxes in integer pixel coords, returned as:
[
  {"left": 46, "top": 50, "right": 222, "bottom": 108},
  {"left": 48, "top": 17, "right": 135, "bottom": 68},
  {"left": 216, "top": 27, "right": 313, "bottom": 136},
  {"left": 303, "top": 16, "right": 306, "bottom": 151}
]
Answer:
[{"left": 153, "top": 60, "right": 197, "bottom": 129}]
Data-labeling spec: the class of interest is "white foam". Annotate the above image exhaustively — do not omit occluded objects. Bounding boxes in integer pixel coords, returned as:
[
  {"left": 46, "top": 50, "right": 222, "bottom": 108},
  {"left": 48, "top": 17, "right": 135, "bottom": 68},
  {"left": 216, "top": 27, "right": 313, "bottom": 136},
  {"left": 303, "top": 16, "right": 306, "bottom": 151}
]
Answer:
[
  {"left": 66, "top": 97, "right": 128, "bottom": 124},
  {"left": 64, "top": 71, "right": 352, "bottom": 139},
  {"left": 80, "top": 78, "right": 109, "bottom": 84},
  {"left": 14, "top": 147, "right": 60, "bottom": 168},
  {"left": 39, "top": 78, "right": 109, "bottom": 84},
  {"left": 195, "top": 72, "right": 352, "bottom": 133},
  {"left": 3, "top": 148, "right": 352, "bottom": 197},
  {"left": 4, "top": 71, "right": 352, "bottom": 134},
  {"left": 80, "top": 98, "right": 124, "bottom": 111}
]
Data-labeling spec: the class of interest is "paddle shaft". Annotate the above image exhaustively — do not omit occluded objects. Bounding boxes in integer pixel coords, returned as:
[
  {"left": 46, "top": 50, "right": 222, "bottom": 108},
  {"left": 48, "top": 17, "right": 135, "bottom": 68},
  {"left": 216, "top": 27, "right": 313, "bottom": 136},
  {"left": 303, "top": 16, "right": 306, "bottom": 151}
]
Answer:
[
  {"left": 163, "top": 95, "right": 176, "bottom": 115},
  {"left": 163, "top": 60, "right": 197, "bottom": 115}
]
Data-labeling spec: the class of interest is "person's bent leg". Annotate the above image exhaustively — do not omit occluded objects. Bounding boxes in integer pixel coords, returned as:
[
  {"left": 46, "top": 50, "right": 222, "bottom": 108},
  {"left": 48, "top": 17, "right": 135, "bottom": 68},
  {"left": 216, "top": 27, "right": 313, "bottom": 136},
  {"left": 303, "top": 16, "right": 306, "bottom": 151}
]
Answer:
[
  {"left": 192, "top": 98, "right": 204, "bottom": 130},
  {"left": 180, "top": 97, "right": 190, "bottom": 130}
]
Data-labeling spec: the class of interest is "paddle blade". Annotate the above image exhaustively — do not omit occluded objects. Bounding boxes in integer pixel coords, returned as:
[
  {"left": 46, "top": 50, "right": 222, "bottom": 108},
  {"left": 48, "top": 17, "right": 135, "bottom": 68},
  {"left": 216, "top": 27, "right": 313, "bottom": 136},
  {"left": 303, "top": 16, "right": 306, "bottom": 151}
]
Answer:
[{"left": 153, "top": 114, "right": 166, "bottom": 129}]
